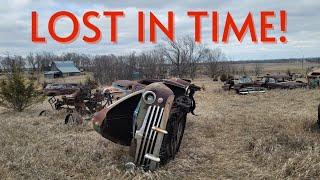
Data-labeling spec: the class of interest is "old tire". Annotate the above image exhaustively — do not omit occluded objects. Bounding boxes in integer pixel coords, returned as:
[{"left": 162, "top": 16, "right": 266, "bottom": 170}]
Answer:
[
  {"left": 39, "top": 110, "right": 47, "bottom": 116},
  {"left": 159, "top": 105, "right": 187, "bottom": 165}
]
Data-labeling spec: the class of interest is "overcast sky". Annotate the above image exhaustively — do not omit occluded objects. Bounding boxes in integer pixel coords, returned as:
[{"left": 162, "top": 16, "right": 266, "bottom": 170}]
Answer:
[{"left": 0, "top": 0, "right": 319, "bottom": 60}]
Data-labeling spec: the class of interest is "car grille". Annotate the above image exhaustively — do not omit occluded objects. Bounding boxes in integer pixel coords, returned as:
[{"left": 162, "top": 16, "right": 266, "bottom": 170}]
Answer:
[{"left": 135, "top": 105, "right": 164, "bottom": 167}]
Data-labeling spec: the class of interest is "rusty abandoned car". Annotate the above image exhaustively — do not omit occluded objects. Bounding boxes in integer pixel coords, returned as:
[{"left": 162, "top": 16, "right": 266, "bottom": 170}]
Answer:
[
  {"left": 307, "top": 68, "right": 320, "bottom": 88},
  {"left": 222, "top": 76, "right": 266, "bottom": 94},
  {"left": 256, "top": 74, "right": 307, "bottom": 89},
  {"left": 223, "top": 74, "right": 307, "bottom": 94},
  {"left": 40, "top": 84, "right": 111, "bottom": 125},
  {"left": 43, "top": 83, "right": 80, "bottom": 96},
  {"left": 91, "top": 78, "right": 200, "bottom": 170},
  {"left": 102, "top": 80, "right": 142, "bottom": 101}
]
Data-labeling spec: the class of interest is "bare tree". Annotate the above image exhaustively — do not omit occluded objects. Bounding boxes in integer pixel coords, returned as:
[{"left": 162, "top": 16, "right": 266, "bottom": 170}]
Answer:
[
  {"left": 78, "top": 54, "right": 92, "bottom": 71},
  {"left": 26, "top": 53, "right": 38, "bottom": 74},
  {"left": 160, "top": 35, "right": 206, "bottom": 78},
  {"left": 35, "top": 52, "right": 57, "bottom": 72},
  {"left": 182, "top": 36, "right": 206, "bottom": 79},
  {"left": 127, "top": 52, "right": 137, "bottom": 79},
  {"left": 204, "top": 48, "right": 226, "bottom": 80},
  {"left": 253, "top": 63, "right": 263, "bottom": 76},
  {"left": 91, "top": 54, "right": 131, "bottom": 85},
  {"left": 1, "top": 53, "right": 25, "bottom": 72},
  {"left": 229, "top": 64, "right": 239, "bottom": 76},
  {"left": 2, "top": 39, "right": 228, "bottom": 83},
  {"left": 137, "top": 49, "right": 166, "bottom": 79},
  {"left": 240, "top": 64, "right": 247, "bottom": 75},
  {"left": 160, "top": 39, "right": 184, "bottom": 77}
]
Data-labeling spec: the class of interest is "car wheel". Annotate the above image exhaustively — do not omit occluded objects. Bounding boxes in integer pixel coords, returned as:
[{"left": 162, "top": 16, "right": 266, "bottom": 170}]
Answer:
[
  {"left": 175, "top": 113, "right": 187, "bottom": 153},
  {"left": 159, "top": 103, "right": 187, "bottom": 165}
]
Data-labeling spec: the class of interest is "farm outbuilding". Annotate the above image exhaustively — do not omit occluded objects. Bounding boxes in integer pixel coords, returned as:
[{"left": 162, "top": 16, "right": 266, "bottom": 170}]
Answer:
[
  {"left": 44, "top": 71, "right": 62, "bottom": 79},
  {"left": 45, "top": 61, "right": 81, "bottom": 78}
]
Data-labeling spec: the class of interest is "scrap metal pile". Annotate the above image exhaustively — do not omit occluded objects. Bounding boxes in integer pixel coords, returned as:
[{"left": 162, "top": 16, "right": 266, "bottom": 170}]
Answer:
[
  {"left": 222, "top": 76, "right": 266, "bottom": 95},
  {"left": 41, "top": 78, "right": 200, "bottom": 170},
  {"left": 38, "top": 74, "right": 320, "bottom": 171},
  {"left": 40, "top": 83, "right": 111, "bottom": 125},
  {"left": 223, "top": 74, "right": 307, "bottom": 95}
]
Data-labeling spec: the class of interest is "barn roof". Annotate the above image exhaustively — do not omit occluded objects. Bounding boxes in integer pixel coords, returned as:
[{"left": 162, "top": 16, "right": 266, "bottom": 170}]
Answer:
[{"left": 52, "top": 61, "right": 80, "bottom": 73}]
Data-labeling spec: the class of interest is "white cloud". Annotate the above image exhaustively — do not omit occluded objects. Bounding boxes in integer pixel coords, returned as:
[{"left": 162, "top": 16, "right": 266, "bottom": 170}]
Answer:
[
  {"left": 8, "top": 0, "right": 31, "bottom": 9},
  {"left": 0, "top": 0, "right": 319, "bottom": 60}
]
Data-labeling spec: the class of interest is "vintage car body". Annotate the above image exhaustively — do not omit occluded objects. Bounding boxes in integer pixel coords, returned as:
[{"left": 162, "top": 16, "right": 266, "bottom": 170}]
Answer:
[
  {"left": 256, "top": 75, "right": 307, "bottom": 89},
  {"left": 223, "top": 75, "right": 307, "bottom": 94},
  {"left": 237, "top": 87, "right": 266, "bottom": 95},
  {"left": 307, "top": 68, "right": 320, "bottom": 88},
  {"left": 222, "top": 76, "right": 266, "bottom": 94},
  {"left": 103, "top": 80, "right": 143, "bottom": 101},
  {"left": 92, "top": 78, "right": 200, "bottom": 170},
  {"left": 40, "top": 85, "right": 109, "bottom": 125},
  {"left": 43, "top": 83, "right": 80, "bottom": 96}
]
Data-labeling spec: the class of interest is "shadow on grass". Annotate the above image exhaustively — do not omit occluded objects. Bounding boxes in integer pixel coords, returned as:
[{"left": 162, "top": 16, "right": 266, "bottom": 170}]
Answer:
[{"left": 305, "top": 120, "right": 320, "bottom": 134}]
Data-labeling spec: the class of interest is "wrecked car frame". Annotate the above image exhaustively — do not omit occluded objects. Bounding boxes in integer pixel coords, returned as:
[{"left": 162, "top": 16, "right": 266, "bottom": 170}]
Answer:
[
  {"left": 43, "top": 83, "right": 80, "bottom": 96},
  {"left": 257, "top": 74, "right": 307, "bottom": 89},
  {"left": 223, "top": 74, "right": 307, "bottom": 94},
  {"left": 40, "top": 85, "right": 111, "bottom": 125},
  {"left": 91, "top": 78, "right": 200, "bottom": 170},
  {"left": 222, "top": 76, "right": 266, "bottom": 94},
  {"left": 102, "top": 80, "right": 144, "bottom": 101}
]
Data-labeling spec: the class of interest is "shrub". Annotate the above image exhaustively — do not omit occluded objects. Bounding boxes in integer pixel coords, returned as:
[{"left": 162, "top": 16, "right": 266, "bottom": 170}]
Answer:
[
  {"left": 0, "top": 68, "right": 44, "bottom": 112},
  {"left": 85, "top": 75, "right": 98, "bottom": 89},
  {"left": 220, "top": 74, "right": 229, "bottom": 82}
]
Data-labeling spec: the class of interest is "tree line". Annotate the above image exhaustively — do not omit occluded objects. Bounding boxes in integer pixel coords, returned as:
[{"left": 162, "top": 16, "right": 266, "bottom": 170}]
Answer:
[{"left": 1, "top": 36, "right": 258, "bottom": 84}]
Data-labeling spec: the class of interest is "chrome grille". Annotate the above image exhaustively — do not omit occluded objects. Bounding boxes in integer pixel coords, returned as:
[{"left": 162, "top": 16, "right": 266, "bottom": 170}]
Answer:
[{"left": 135, "top": 105, "right": 164, "bottom": 166}]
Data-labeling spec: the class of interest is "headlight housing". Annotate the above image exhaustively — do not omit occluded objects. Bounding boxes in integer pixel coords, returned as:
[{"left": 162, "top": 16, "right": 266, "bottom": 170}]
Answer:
[{"left": 142, "top": 91, "right": 156, "bottom": 104}]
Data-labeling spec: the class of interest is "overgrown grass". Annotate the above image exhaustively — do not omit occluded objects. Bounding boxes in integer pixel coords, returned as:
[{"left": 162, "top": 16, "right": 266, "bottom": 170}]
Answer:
[{"left": 0, "top": 78, "right": 320, "bottom": 179}]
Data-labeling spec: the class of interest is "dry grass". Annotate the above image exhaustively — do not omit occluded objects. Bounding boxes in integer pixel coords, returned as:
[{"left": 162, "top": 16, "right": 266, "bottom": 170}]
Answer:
[
  {"left": 41, "top": 74, "right": 93, "bottom": 84},
  {"left": 1, "top": 78, "right": 320, "bottom": 179},
  {"left": 232, "top": 61, "right": 320, "bottom": 74}
]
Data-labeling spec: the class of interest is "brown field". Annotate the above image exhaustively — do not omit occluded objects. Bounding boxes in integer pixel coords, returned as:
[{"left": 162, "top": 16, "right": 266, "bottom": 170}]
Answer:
[
  {"left": 1, "top": 77, "right": 320, "bottom": 179},
  {"left": 231, "top": 61, "right": 320, "bottom": 75}
]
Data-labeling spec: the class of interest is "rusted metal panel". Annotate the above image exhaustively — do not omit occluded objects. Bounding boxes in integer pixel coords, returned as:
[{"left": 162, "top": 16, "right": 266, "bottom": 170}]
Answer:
[
  {"left": 223, "top": 75, "right": 307, "bottom": 94},
  {"left": 91, "top": 78, "right": 200, "bottom": 171}
]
